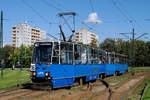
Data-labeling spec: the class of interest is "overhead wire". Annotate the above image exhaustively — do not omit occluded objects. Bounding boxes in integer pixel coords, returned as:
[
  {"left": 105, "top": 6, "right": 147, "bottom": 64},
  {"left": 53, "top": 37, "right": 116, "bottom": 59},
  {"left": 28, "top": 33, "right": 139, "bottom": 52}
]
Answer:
[
  {"left": 22, "top": 0, "right": 102, "bottom": 39},
  {"left": 41, "top": 0, "right": 75, "bottom": 33},
  {"left": 89, "top": 0, "right": 95, "bottom": 12},
  {"left": 21, "top": 0, "right": 61, "bottom": 40},
  {"left": 50, "top": 0, "right": 71, "bottom": 12},
  {"left": 41, "top": 0, "right": 63, "bottom": 12},
  {"left": 116, "top": 0, "right": 144, "bottom": 31},
  {"left": 111, "top": 0, "right": 132, "bottom": 25},
  {"left": 86, "top": 0, "right": 103, "bottom": 35},
  {"left": 61, "top": 16, "right": 74, "bottom": 32},
  {"left": 111, "top": 0, "right": 149, "bottom": 41},
  {"left": 21, "top": 0, "right": 49, "bottom": 23},
  {"left": 42, "top": 0, "right": 99, "bottom": 32},
  {"left": 111, "top": 0, "right": 144, "bottom": 32}
]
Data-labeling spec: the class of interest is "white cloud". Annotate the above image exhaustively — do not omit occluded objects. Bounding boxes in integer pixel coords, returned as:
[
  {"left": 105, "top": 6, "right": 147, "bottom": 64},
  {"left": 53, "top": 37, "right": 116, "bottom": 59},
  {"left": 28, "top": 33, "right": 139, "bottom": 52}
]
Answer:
[{"left": 84, "top": 12, "right": 102, "bottom": 24}]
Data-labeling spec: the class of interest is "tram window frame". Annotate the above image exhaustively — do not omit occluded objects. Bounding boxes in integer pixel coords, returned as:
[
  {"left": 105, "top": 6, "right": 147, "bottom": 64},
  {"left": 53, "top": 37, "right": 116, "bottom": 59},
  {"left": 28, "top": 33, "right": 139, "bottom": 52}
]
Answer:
[
  {"left": 53, "top": 42, "right": 59, "bottom": 56},
  {"left": 80, "top": 45, "right": 88, "bottom": 64},
  {"left": 87, "top": 47, "right": 92, "bottom": 64},
  {"left": 52, "top": 42, "right": 59, "bottom": 64},
  {"left": 119, "top": 55, "right": 123, "bottom": 64},
  {"left": 91, "top": 48, "right": 95, "bottom": 64},
  {"left": 74, "top": 44, "right": 81, "bottom": 65},
  {"left": 115, "top": 54, "right": 119, "bottom": 64},
  {"left": 108, "top": 53, "right": 114, "bottom": 64},
  {"left": 98, "top": 50, "right": 106, "bottom": 64},
  {"left": 60, "top": 42, "right": 73, "bottom": 65},
  {"left": 92, "top": 48, "right": 99, "bottom": 64},
  {"left": 125, "top": 56, "right": 128, "bottom": 64}
]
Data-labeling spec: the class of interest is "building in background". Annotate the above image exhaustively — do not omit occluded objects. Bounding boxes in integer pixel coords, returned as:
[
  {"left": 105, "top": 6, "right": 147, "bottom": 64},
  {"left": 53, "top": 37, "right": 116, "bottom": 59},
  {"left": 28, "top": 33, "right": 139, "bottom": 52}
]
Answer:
[
  {"left": 75, "top": 29, "right": 99, "bottom": 46},
  {"left": 12, "top": 24, "right": 46, "bottom": 47}
]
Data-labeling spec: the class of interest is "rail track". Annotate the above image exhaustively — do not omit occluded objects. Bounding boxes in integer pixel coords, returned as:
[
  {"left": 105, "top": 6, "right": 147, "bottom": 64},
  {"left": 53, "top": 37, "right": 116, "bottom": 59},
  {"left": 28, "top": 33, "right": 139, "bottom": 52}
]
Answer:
[{"left": 0, "top": 71, "right": 149, "bottom": 100}]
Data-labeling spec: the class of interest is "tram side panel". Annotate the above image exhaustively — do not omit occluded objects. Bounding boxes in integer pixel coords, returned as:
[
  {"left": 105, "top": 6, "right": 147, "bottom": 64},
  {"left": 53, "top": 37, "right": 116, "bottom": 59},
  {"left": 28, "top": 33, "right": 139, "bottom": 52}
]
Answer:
[
  {"left": 34, "top": 64, "right": 75, "bottom": 88},
  {"left": 105, "top": 64, "right": 128, "bottom": 76},
  {"left": 115, "top": 64, "right": 123, "bottom": 74},
  {"left": 124, "top": 64, "right": 128, "bottom": 72},
  {"left": 74, "top": 64, "right": 105, "bottom": 82},
  {"left": 116, "top": 64, "right": 128, "bottom": 74},
  {"left": 105, "top": 64, "right": 116, "bottom": 76},
  {"left": 119, "top": 64, "right": 125, "bottom": 74},
  {"left": 32, "top": 64, "right": 128, "bottom": 88},
  {"left": 50, "top": 64, "right": 75, "bottom": 88}
]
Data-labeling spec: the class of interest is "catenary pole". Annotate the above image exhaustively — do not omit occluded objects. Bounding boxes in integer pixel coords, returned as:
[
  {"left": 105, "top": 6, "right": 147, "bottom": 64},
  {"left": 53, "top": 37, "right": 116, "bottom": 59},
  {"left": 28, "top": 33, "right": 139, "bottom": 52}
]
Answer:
[
  {"left": 0, "top": 11, "right": 4, "bottom": 77},
  {"left": 131, "top": 28, "right": 135, "bottom": 75}
]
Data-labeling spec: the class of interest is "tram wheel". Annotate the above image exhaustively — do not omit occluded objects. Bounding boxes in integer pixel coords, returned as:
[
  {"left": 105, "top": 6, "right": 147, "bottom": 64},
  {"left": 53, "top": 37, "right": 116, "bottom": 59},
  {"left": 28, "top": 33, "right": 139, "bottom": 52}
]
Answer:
[{"left": 114, "top": 71, "right": 118, "bottom": 76}]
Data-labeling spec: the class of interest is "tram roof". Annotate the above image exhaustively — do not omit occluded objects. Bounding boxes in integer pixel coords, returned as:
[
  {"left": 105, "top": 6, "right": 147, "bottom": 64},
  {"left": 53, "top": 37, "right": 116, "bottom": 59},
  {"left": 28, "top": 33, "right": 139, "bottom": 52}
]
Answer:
[{"left": 35, "top": 40, "right": 61, "bottom": 43}]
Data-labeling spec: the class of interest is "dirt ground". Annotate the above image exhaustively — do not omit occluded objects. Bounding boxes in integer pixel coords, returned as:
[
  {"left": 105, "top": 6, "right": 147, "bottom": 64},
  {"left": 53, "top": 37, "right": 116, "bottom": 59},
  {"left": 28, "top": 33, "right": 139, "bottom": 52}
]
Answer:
[{"left": 0, "top": 71, "right": 150, "bottom": 100}]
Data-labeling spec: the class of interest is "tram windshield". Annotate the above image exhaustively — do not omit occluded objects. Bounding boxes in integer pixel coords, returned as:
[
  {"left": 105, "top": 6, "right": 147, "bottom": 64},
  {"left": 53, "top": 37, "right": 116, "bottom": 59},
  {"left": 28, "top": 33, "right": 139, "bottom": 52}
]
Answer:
[{"left": 32, "top": 43, "right": 52, "bottom": 64}]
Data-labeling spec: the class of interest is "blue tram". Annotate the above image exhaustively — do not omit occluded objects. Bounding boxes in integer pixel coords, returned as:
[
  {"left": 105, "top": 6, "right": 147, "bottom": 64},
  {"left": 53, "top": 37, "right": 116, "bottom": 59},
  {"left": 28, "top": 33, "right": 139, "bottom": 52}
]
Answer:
[{"left": 30, "top": 40, "right": 128, "bottom": 88}]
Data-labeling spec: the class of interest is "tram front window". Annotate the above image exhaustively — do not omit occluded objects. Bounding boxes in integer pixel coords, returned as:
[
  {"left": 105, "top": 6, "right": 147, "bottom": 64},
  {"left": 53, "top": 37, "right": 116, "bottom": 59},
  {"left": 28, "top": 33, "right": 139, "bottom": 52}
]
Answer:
[{"left": 33, "top": 44, "right": 52, "bottom": 64}]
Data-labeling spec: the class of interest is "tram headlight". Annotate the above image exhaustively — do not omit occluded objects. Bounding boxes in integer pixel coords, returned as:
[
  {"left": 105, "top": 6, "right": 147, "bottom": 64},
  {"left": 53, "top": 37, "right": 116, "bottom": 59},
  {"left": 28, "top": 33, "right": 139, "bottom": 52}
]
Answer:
[
  {"left": 33, "top": 72, "right": 36, "bottom": 76},
  {"left": 35, "top": 43, "right": 39, "bottom": 47},
  {"left": 45, "top": 72, "right": 48, "bottom": 76}
]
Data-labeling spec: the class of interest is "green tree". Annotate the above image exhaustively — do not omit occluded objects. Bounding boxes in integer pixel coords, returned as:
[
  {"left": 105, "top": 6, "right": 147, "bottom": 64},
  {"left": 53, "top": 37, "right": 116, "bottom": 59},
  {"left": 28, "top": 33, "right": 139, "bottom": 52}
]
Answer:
[
  {"left": 100, "top": 38, "right": 115, "bottom": 52},
  {"left": 90, "top": 38, "right": 98, "bottom": 48},
  {"left": 134, "top": 40, "right": 148, "bottom": 66},
  {"left": 145, "top": 42, "right": 150, "bottom": 66},
  {"left": 3, "top": 45, "right": 13, "bottom": 67},
  {"left": 8, "top": 46, "right": 32, "bottom": 68}
]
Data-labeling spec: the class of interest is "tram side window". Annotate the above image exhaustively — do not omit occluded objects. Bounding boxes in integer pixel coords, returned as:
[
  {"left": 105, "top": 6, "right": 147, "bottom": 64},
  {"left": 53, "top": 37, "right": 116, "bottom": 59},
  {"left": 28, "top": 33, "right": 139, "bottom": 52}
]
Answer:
[
  {"left": 114, "top": 56, "right": 119, "bottom": 64},
  {"left": 112, "top": 54, "right": 115, "bottom": 64},
  {"left": 74, "top": 45, "right": 81, "bottom": 64},
  {"left": 109, "top": 53, "right": 115, "bottom": 64},
  {"left": 103, "top": 54, "right": 107, "bottom": 64},
  {"left": 125, "top": 57, "right": 128, "bottom": 64},
  {"left": 123, "top": 56, "right": 127, "bottom": 64},
  {"left": 98, "top": 50, "right": 107, "bottom": 64},
  {"left": 108, "top": 54, "right": 113, "bottom": 64},
  {"left": 81, "top": 46, "right": 88, "bottom": 64},
  {"left": 90, "top": 48, "right": 98, "bottom": 64},
  {"left": 119, "top": 56, "right": 122, "bottom": 64},
  {"left": 108, "top": 55, "right": 111, "bottom": 64},
  {"left": 94, "top": 49, "right": 99, "bottom": 64},
  {"left": 87, "top": 47, "right": 92, "bottom": 64},
  {"left": 60, "top": 43, "right": 73, "bottom": 64},
  {"left": 98, "top": 50, "right": 105, "bottom": 64},
  {"left": 52, "top": 42, "right": 59, "bottom": 64},
  {"left": 91, "top": 48, "right": 95, "bottom": 64},
  {"left": 61, "top": 52, "right": 73, "bottom": 64}
]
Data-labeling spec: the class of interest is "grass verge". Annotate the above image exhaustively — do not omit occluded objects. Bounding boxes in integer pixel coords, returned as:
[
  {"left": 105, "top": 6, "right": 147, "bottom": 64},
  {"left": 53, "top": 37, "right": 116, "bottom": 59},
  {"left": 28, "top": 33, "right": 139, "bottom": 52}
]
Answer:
[
  {"left": 128, "top": 67, "right": 150, "bottom": 72},
  {"left": 126, "top": 78, "right": 150, "bottom": 100},
  {"left": 0, "top": 68, "right": 30, "bottom": 90},
  {"left": 105, "top": 73, "right": 132, "bottom": 83},
  {"left": 142, "top": 80, "right": 150, "bottom": 100}
]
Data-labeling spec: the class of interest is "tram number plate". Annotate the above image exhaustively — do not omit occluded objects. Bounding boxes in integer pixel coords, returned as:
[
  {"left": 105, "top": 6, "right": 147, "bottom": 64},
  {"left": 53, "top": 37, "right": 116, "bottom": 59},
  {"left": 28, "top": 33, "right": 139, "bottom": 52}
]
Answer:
[{"left": 38, "top": 72, "right": 44, "bottom": 75}]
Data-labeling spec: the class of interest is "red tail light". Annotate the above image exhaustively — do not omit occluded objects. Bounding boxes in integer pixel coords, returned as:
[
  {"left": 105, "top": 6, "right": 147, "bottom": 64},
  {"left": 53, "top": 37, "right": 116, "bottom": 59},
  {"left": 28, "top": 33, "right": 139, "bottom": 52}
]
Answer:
[
  {"left": 48, "top": 72, "right": 51, "bottom": 76},
  {"left": 31, "top": 72, "right": 33, "bottom": 76}
]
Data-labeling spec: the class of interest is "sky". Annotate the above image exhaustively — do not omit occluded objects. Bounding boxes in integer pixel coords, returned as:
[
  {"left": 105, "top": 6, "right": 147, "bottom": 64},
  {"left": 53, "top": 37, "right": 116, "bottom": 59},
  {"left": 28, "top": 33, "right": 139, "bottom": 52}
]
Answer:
[{"left": 0, "top": 0, "right": 150, "bottom": 45}]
